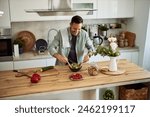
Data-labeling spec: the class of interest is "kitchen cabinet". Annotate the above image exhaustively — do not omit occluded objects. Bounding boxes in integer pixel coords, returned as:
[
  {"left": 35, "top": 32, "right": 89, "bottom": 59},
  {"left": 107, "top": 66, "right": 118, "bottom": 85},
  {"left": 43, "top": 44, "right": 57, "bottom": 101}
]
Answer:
[
  {"left": 0, "top": 0, "right": 11, "bottom": 28},
  {"left": 13, "top": 58, "right": 56, "bottom": 70},
  {"left": 97, "top": 0, "right": 134, "bottom": 18},
  {"left": 12, "top": 50, "right": 56, "bottom": 70},
  {"left": 119, "top": 51, "right": 139, "bottom": 65},
  {"left": 0, "top": 58, "right": 56, "bottom": 71},
  {"left": 0, "top": 61, "right": 13, "bottom": 71},
  {"left": 46, "top": 58, "right": 56, "bottom": 66},
  {"left": 9, "top": 0, "right": 52, "bottom": 22},
  {"left": 9, "top": 0, "right": 97, "bottom": 22},
  {"left": 13, "top": 59, "right": 47, "bottom": 70},
  {"left": 89, "top": 48, "right": 139, "bottom": 65},
  {"left": 71, "top": 0, "right": 97, "bottom": 19},
  {"left": 131, "top": 51, "right": 139, "bottom": 65},
  {"left": 13, "top": 48, "right": 138, "bottom": 70}
]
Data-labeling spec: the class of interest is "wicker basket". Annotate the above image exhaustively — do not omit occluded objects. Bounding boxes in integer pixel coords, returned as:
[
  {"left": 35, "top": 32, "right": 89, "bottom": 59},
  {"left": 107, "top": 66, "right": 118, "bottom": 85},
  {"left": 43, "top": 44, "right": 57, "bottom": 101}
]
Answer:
[{"left": 119, "top": 83, "right": 148, "bottom": 100}]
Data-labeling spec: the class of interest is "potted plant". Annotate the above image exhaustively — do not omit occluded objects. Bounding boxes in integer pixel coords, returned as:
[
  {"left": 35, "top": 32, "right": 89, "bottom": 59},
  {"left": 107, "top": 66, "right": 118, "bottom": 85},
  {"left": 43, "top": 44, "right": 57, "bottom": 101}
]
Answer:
[
  {"left": 98, "top": 24, "right": 109, "bottom": 31},
  {"left": 103, "top": 89, "right": 114, "bottom": 100},
  {"left": 13, "top": 37, "right": 25, "bottom": 54},
  {"left": 94, "top": 37, "right": 120, "bottom": 71}
]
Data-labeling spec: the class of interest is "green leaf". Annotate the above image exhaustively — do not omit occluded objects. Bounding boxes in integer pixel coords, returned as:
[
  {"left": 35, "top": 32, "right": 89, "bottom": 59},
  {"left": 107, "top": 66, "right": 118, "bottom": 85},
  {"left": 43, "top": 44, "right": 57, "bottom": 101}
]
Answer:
[{"left": 95, "top": 45, "right": 120, "bottom": 57}]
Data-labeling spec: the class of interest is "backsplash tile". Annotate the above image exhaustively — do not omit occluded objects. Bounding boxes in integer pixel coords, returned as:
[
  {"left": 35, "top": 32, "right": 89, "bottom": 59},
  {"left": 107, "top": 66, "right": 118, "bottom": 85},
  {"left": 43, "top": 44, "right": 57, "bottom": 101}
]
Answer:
[{"left": 11, "top": 19, "right": 126, "bottom": 43}]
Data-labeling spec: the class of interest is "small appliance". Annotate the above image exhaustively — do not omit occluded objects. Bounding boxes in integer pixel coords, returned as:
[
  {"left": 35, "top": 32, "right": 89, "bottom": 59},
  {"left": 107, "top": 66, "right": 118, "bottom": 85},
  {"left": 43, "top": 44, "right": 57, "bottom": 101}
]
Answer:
[
  {"left": 0, "top": 28, "right": 13, "bottom": 62},
  {"left": 0, "top": 35, "right": 13, "bottom": 61}
]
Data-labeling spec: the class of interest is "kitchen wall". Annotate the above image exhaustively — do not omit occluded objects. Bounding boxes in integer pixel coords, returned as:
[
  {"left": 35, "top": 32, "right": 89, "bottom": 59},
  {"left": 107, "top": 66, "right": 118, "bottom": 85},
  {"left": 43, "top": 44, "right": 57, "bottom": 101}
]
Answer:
[
  {"left": 0, "top": 0, "right": 10, "bottom": 28},
  {"left": 144, "top": 10, "right": 150, "bottom": 71},
  {"left": 127, "top": 0, "right": 150, "bottom": 69},
  {"left": 11, "top": 18, "right": 126, "bottom": 43}
]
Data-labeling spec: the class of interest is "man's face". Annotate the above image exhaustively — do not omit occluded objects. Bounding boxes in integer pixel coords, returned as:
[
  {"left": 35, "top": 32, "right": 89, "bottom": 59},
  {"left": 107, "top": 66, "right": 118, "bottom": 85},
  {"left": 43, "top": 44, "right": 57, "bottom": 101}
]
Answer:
[{"left": 70, "top": 23, "right": 83, "bottom": 36}]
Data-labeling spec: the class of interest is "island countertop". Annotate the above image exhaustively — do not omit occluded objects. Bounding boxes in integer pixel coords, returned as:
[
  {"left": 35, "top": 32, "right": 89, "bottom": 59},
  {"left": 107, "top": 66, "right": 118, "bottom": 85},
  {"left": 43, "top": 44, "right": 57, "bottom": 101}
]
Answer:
[{"left": 0, "top": 59, "right": 150, "bottom": 99}]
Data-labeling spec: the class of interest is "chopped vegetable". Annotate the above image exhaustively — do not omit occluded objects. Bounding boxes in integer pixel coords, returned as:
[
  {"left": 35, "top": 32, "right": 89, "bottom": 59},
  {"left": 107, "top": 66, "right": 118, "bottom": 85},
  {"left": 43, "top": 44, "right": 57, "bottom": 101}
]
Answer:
[
  {"left": 69, "top": 63, "right": 82, "bottom": 72},
  {"left": 69, "top": 73, "right": 83, "bottom": 81},
  {"left": 41, "top": 66, "right": 54, "bottom": 72},
  {"left": 70, "top": 63, "right": 81, "bottom": 69}
]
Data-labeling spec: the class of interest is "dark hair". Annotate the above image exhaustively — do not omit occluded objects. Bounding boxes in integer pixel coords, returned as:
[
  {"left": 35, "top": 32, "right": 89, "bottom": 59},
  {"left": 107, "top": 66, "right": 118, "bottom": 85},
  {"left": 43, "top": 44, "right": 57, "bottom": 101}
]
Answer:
[{"left": 71, "top": 15, "right": 83, "bottom": 24}]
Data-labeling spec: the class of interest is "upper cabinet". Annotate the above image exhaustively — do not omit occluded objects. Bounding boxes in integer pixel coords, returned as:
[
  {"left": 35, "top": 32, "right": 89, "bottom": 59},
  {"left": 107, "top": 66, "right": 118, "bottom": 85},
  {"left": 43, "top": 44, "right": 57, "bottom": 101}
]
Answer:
[
  {"left": 97, "top": 0, "right": 134, "bottom": 18},
  {"left": 9, "top": 0, "right": 134, "bottom": 22},
  {"left": 9, "top": 0, "right": 51, "bottom": 22},
  {"left": 71, "top": 0, "right": 97, "bottom": 19},
  {"left": 9, "top": 0, "right": 97, "bottom": 22},
  {"left": 0, "top": 0, "right": 11, "bottom": 28}
]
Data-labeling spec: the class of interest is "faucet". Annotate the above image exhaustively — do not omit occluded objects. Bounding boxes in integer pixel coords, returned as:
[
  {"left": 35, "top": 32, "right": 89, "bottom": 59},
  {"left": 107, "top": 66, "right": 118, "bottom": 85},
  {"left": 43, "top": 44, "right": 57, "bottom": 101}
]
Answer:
[{"left": 47, "top": 28, "right": 58, "bottom": 48}]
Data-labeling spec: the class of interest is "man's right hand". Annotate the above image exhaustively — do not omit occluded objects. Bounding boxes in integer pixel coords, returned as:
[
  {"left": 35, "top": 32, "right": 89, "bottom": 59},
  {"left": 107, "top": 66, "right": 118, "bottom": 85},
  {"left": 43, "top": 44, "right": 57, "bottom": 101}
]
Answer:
[{"left": 53, "top": 53, "right": 68, "bottom": 64}]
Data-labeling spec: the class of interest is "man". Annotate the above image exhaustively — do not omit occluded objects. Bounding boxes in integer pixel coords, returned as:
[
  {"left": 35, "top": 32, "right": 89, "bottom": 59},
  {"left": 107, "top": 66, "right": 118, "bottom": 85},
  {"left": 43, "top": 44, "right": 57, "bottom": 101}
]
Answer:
[{"left": 49, "top": 15, "right": 94, "bottom": 65}]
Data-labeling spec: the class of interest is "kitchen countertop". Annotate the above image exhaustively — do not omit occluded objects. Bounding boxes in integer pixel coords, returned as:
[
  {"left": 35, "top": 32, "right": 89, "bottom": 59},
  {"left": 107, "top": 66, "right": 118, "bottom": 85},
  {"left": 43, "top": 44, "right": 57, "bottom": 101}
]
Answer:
[
  {"left": 0, "top": 59, "right": 150, "bottom": 99},
  {"left": 13, "top": 47, "right": 139, "bottom": 61},
  {"left": 119, "top": 46, "right": 139, "bottom": 52},
  {"left": 13, "top": 50, "right": 53, "bottom": 61}
]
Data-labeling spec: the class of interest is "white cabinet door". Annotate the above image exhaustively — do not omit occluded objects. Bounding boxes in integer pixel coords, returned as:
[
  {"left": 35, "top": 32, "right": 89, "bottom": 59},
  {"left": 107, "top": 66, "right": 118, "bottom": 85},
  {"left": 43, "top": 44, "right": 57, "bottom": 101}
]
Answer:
[
  {"left": 9, "top": 0, "right": 97, "bottom": 22},
  {"left": 13, "top": 59, "right": 47, "bottom": 69},
  {"left": 89, "top": 54, "right": 109, "bottom": 63},
  {"left": 9, "top": 0, "right": 54, "bottom": 22},
  {"left": 0, "top": 0, "right": 10, "bottom": 28},
  {"left": 46, "top": 58, "right": 56, "bottom": 66},
  {"left": 97, "top": 0, "right": 134, "bottom": 18},
  {"left": 51, "top": 0, "right": 98, "bottom": 20},
  {"left": 131, "top": 51, "right": 139, "bottom": 65},
  {"left": 90, "top": 51, "right": 139, "bottom": 65},
  {"left": 0, "top": 61, "right": 13, "bottom": 71},
  {"left": 90, "top": 52, "right": 132, "bottom": 63},
  {"left": 117, "top": 0, "right": 134, "bottom": 18},
  {"left": 71, "top": 0, "right": 97, "bottom": 19},
  {"left": 119, "top": 52, "right": 132, "bottom": 62},
  {"left": 119, "top": 51, "right": 139, "bottom": 64}
]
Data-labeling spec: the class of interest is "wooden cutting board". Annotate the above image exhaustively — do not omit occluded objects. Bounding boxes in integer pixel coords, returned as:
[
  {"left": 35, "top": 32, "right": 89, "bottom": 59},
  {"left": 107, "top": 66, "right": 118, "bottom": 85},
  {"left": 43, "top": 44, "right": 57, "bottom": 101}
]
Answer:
[
  {"left": 37, "top": 68, "right": 59, "bottom": 77},
  {"left": 15, "top": 68, "right": 59, "bottom": 78},
  {"left": 16, "top": 31, "right": 36, "bottom": 52},
  {"left": 100, "top": 68, "right": 126, "bottom": 75},
  {"left": 125, "top": 31, "right": 136, "bottom": 47}
]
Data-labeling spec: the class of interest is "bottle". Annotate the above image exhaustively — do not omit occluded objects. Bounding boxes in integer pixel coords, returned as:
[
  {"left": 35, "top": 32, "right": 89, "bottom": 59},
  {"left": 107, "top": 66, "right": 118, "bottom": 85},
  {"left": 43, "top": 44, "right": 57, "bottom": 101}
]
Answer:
[
  {"left": 14, "top": 44, "right": 19, "bottom": 57},
  {"left": 124, "top": 39, "right": 128, "bottom": 47},
  {"left": 121, "top": 32, "right": 125, "bottom": 39},
  {"left": 119, "top": 39, "right": 124, "bottom": 48}
]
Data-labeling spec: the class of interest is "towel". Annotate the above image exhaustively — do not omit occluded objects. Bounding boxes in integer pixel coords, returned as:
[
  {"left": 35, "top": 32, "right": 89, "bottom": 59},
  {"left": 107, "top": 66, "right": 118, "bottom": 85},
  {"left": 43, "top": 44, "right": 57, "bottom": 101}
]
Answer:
[{"left": 60, "top": 28, "right": 70, "bottom": 48}]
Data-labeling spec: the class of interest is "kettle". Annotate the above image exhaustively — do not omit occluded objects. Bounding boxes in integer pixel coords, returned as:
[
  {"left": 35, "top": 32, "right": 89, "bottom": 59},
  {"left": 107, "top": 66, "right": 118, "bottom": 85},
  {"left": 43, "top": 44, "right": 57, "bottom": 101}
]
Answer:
[{"left": 93, "top": 34, "right": 103, "bottom": 46}]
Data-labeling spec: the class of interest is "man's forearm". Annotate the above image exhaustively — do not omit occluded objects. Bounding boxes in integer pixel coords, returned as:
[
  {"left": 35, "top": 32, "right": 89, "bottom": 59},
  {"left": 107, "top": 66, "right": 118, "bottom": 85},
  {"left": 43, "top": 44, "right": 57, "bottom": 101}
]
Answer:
[{"left": 53, "top": 53, "right": 67, "bottom": 64}]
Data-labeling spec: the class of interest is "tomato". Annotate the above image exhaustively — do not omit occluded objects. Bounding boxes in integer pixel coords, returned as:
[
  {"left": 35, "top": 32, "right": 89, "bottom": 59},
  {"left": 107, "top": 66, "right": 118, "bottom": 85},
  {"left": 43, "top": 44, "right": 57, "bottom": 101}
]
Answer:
[
  {"left": 32, "top": 73, "right": 41, "bottom": 80},
  {"left": 69, "top": 73, "right": 83, "bottom": 80},
  {"left": 31, "top": 73, "right": 41, "bottom": 83},
  {"left": 31, "top": 77, "right": 39, "bottom": 83}
]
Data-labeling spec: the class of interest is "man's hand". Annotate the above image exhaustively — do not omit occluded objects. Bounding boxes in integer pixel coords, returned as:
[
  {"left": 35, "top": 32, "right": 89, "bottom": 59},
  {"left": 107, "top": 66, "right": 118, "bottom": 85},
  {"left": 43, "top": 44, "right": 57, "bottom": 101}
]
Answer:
[
  {"left": 53, "top": 53, "right": 67, "bottom": 64},
  {"left": 83, "top": 55, "right": 90, "bottom": 63}
]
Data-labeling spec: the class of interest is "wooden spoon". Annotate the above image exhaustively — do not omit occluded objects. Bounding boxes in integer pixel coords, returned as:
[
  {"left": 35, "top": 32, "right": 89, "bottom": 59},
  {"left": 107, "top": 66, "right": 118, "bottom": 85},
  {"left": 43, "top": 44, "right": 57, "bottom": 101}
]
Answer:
[
  {"left": 63, "top": 56, "right": 72, "bottom": 68},
  {"left": 66, "top": 60, "right": 72, "bottom": 68},
  {"left": 14, "top": 70, "right": 32, "bottom": 78}
]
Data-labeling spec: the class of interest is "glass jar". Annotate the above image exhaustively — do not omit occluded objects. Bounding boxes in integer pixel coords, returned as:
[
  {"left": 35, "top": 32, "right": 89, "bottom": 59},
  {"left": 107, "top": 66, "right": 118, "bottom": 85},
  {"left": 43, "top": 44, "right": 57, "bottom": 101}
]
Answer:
[
  {"left": 124, "top": 39, "right": 128, "bottom": 47},
  {"left": 88, "top": 62, "right": 99, "bottom": 76},
  {"left": 119, "top": 39, "right": 124, "bottom": 47}
]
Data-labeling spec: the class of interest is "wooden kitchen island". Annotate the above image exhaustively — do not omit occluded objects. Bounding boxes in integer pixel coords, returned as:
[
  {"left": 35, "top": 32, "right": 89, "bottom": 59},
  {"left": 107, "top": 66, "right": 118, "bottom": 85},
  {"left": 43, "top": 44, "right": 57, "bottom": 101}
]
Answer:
[{"left": 0, "top": 59, "right": 150, "bottom": 100}]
